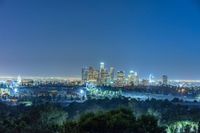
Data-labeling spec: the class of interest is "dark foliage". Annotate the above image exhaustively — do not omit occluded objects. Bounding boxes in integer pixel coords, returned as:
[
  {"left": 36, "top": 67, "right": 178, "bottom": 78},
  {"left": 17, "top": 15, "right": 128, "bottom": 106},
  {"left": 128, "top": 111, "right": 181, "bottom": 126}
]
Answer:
[
  {"left": 62, "top": 108, "right": 165, "bottom": 133},
  {"left": 0, "top": 102, "right": 166, "bottom": 133},
  {"left": 1, "top": 97, "right": 200, "bottom": 133}
]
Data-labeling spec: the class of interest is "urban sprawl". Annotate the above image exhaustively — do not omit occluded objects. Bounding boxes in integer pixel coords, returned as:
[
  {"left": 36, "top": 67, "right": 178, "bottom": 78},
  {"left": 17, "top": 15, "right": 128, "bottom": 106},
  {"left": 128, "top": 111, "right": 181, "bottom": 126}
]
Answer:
[{"left": 1, "top": 63, "right": 200, "bottom": 106}]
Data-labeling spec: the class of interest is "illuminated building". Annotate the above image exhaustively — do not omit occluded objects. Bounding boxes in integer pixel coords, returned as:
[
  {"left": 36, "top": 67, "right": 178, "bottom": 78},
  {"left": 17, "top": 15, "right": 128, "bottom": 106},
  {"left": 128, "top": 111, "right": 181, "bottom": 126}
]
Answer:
[
  {"left": 162, "top": 75, "right": 168, "bottom": 85},
  {"left": 82, "top": 67, "right": 89, "bottom": 83},
  {"left": 82, "top": 66, "right": 99, "bottom": 84},
  {"left": 134, "top": 72, "right": 139, "bottom": 86},
  {"left": 88, "top": 67, "right": 94, "bottom": 81},
  {"left": 93, "top": 69, "right": 99, "bottom": 83},
  {"left": 100, "top": 62, "right": 105, "bottom": 70},
  {"left": 17, "top": 75, "right": 22, "bottom": 85},
  {"left": 116, "top": 71, "right": 125, "bottom": 87},
  {"left": 141, "top": 79, "right": 149, "bottom": 86},
  {"left": 99, "top": 62, "right": 109, "bottom": 85},
  {"left": 99, "top": 69, "right": 109, "bottom": 85},
  {"left": 127, "top": 70, "right": 135, "bottom": 86},
  {"left": 127, "top": 71, "right": 139, "bottom": 86},
  {"left": 109, "top": 67, "right": 115, "bottom": 83},
  {"left": 87, "top": 67, "right": 98, "bottom": 83},
  {"left": 21, "top": 79, "right": 34, "bottom": 86},
  {"left": 149, "top": 74, "right": 155, "bottom": 85},
  {"left": 107, "top": 67, "right": 115, "bottom": 86}
]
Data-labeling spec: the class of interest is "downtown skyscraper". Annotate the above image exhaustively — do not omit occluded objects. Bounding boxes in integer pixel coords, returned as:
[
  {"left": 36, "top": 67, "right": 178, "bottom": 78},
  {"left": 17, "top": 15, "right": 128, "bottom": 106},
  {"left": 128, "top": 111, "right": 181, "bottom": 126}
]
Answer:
[{"left": 81, "top": 62, "right": 142, "bottom": 87}]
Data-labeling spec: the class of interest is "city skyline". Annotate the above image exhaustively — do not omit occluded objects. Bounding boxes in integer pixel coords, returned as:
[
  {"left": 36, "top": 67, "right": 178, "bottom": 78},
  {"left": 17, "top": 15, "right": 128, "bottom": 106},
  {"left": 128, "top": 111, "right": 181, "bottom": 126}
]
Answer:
[
  {"left": 0, "top": 61, "right": 198, "bottom": 81},
  {"left": 1, "top": 1, "right": 200, "bottom": 133},
  {"left": 0, "top": 61, "right": 199, "bottom": 81},
  {"left": 1, "top": 0, "right": 200, "bottom": 79}
]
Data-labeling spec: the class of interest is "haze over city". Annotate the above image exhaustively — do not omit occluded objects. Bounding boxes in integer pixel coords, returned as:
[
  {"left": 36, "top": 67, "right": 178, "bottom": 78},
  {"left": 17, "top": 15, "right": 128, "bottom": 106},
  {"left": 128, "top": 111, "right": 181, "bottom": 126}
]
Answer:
[{"left": 1, "top": 0, "right": 200, "bottom": 79}]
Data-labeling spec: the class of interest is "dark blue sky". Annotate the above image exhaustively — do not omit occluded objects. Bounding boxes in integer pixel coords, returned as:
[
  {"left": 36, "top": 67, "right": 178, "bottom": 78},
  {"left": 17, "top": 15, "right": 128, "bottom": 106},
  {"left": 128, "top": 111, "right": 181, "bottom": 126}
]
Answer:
[{"left": 0, "top": 0, "right": 200, "bottom": 79}]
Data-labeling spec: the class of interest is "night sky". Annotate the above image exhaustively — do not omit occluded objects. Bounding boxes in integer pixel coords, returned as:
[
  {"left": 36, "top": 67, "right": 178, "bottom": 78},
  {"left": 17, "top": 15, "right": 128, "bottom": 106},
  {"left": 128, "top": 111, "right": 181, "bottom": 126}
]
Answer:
[{"left": 0, "top": 0, "right": 200, "bottom": 79}]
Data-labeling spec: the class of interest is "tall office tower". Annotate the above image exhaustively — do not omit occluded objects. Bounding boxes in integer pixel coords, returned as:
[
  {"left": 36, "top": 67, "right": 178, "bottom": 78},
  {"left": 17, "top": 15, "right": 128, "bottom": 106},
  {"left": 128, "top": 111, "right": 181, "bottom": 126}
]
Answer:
[
  {"left": 81, "top": 67, "right": 88, "bottom": 83},
  {"left": 134, "top": 72, "right": 139, "bottom": 86},
  {"left": 100, "top": 62, "right": 105, "bottom": 70},
  {"left": 98, "top": 62, "right": 108, "bottom": 85},
  {"left": 93, "top": 69, "right": 99, "bottom": 83},
  {"left": 127, "top": 71, "right": 139, "bottom": 86},
  {"left": 128, "top": 70, "right": 135, "bottom": 86},
  {"left": 162, "top": 75, "right": 168, "bottom": 85},
  {"left": 17, "top": 75, "right": 22, "bottom": 85},
  {"left": 84, "top": 67, "right": 99, "bottom": 84},
  {"left": 149, "top": 74, "right": 155, "bottom": 85},
  {"left": 109, "top": 67, "right": 115, "bottom": 82},
  {"left": 99, "top": 62, "right": 104, "bottom": 82},
  {"left": 99, "top": 69, "right": 109, "bottom": 86},
  {"left": 116, "top": 71, "right": 125, "bottom": 87},
  {"left": 88, "top": 66, "right": 95, "bottom": 81}
]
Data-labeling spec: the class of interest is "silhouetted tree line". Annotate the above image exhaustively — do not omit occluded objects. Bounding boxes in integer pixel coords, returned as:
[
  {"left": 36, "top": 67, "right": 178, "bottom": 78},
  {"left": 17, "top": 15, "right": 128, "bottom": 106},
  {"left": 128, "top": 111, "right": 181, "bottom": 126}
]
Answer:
[
  {"left": 1, "top": 97, "right": 200, "bottom": 133},
  {"left": 65, "top": 97, "right": 200, "bottom": 124},
  {"left": 0, "top": 104, "right": 165, "bottom": 133},
  {"left": 62, "top": 108, "right": 165, "bottom": 133}
]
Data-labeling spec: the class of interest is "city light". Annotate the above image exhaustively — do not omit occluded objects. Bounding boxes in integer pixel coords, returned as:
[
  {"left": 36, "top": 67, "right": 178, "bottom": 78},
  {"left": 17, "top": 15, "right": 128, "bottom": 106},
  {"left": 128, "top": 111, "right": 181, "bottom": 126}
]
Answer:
[
  {"left": 1, "top": 1, "right": 200, "bottom": 132},
  {"left": 80, "top": 89, "right": 84, "bottom": 94},
  {"left": 14, "top": 88, "right": 18, "bottom": 93}
]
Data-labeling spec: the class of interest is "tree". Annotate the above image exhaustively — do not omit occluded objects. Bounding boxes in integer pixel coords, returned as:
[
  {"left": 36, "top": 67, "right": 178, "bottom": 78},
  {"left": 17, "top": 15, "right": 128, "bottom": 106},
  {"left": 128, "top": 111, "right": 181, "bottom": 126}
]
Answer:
[
  {"left": 64, "top": 108, "right": 166, "bottom": 133},
  {"left": 136, "top": 115, "right": 166, "bottom": 133}
]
